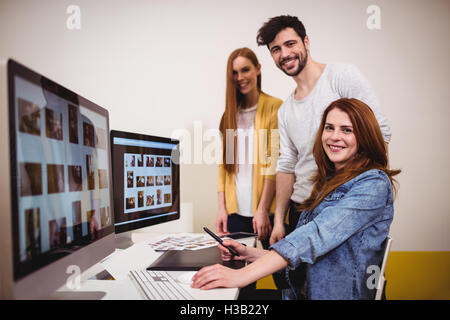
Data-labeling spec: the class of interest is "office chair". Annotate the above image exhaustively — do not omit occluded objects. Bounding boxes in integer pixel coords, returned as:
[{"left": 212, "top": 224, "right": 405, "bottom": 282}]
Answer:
[{"left": 375, "top": 236, "right": 393, "bottom": 300}]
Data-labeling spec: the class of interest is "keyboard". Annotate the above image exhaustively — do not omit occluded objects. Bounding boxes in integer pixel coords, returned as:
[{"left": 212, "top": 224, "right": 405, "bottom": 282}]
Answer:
[{"left": 129, "top": 270, "right": 195, "bottom": 300}]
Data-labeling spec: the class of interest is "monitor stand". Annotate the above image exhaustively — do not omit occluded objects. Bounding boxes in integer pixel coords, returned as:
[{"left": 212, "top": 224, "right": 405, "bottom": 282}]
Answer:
[
  {"left": 91, "top": 269, "right": 114, "bottom": 280},
  {"left": 49, "top": 291, "right": 106, "bottom": 300},
  {"left": 115, "top": 232, "right": 134, "bottom": 249}
]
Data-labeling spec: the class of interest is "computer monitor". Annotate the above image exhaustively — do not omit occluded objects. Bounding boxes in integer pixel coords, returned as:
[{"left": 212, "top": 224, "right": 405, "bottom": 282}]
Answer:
[
  {"left": 0, "top": 59, "right": 115, "bottom": 299},
  {"left": 110, "top": 130, "right": 180, "bottom": 245}
]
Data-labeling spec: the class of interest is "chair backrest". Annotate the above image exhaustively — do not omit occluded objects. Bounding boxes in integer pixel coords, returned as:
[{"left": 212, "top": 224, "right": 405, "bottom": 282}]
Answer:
[{"left": 375, "top": 236, "right": 393, "bottom": 300}]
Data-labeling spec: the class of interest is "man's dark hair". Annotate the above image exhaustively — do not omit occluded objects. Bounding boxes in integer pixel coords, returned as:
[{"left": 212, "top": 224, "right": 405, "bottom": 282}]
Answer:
[{"left": 256, "top": 15, "right": 307, "bottom": 47}]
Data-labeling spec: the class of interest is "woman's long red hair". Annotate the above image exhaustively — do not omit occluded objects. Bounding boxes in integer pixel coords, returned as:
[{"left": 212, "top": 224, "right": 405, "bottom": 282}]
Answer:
[{"left": 298, "top": 98, "right": 401, "bottom": 212}]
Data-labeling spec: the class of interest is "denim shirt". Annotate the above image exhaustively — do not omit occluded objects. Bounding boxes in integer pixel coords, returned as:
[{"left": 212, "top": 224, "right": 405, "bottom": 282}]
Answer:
[{"left": 271, "top": 169, "right": 394, "bottom": 300}]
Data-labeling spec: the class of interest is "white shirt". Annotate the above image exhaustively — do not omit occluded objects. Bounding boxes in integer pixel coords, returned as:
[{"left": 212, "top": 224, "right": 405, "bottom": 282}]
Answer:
[
  {"left": 276, "top": 63, "right": 392, "bottom": 203},
  {"left": 235, "top": 104, "right": 257, "bottom": 217}
]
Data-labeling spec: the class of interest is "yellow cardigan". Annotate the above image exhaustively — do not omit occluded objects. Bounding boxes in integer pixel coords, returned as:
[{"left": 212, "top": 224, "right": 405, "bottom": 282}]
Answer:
[{"left": 218, "top": 92, "right": 283, "bottom": 215}]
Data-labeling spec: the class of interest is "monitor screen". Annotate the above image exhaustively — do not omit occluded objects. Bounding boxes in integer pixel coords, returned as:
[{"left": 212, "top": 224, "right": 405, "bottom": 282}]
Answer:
[
  {"left": 111, "top": 130, "right": 180, "bottom": 233},
  {"left": 7, "top": 59, "right": 115, "bottom": 283}
]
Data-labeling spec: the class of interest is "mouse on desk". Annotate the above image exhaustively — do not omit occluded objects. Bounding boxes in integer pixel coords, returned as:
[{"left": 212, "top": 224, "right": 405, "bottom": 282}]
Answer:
[{"left": 175, "top": 271, "right": 197, "bottom": 285}]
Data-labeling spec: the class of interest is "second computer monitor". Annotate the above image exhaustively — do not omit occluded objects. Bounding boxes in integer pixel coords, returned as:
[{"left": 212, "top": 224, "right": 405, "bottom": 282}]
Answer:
[{"left": 110, "top": 130, "right": 180, "bottom": 234}]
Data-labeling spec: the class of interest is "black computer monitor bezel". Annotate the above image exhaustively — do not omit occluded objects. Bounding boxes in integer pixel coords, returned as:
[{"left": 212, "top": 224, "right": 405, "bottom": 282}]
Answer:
[
  {"left": 8, "top": 59, "right": 115, "bottom": 281},
  {"left": 110, "top": 130, "right": 180, "bottom": 234}
]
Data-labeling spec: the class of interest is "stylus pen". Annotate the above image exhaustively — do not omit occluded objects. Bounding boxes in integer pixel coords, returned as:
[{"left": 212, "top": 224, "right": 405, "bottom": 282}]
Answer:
[{"left": 203, "top": 227, "right": 240, "bottom": 256}]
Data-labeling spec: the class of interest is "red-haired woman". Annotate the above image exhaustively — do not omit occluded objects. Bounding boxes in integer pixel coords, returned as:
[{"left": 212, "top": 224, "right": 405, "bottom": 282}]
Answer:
[{"left": 196, "top": 98, "right": 401, "bottom": 300}]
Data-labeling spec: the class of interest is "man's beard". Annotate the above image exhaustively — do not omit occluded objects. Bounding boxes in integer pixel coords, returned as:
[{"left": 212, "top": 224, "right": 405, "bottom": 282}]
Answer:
[{"left": 279, "top": 50, "right": 308, "bottom": 77}]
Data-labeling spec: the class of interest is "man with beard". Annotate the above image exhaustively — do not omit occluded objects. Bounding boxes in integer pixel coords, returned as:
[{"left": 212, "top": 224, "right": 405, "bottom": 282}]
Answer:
[{"left": 256, "top": 15, "right": 392, "bottom": 244}]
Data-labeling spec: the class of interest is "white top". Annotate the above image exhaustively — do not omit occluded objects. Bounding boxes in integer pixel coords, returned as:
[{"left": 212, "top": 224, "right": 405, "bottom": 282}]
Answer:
[
  {"left": 235, "top": 104, "right": 257, "bottom": 217},
  {"left": 276, "top": 63, "right": 392, "bottom": 204}
]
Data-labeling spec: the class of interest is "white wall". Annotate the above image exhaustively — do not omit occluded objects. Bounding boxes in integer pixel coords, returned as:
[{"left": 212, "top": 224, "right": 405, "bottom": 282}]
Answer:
[{"left": 1, "top": 0, "right": 448, "bottom": 251}]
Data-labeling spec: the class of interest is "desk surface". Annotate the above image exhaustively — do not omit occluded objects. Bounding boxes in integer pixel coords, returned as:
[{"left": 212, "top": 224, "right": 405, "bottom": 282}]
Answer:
[{"left": 54, "top": 232, "right": 255, "bottom": 300}]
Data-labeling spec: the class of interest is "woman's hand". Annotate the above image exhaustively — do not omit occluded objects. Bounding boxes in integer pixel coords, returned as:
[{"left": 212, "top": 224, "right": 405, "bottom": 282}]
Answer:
[
  {"left": 191, "top": 240, "right": 257, "bottom": 290},
  {"left": 192, "top": 249, "right": 289, "bottom": 290},
  {"left": 216, "top": 207, "right": 229, "bottom": 236},
  {"left": 191, "top": 264, "right": 247, "bottom": 290},
  {"left": 218, "top": 239, "right": 248, "bottom": 261}
]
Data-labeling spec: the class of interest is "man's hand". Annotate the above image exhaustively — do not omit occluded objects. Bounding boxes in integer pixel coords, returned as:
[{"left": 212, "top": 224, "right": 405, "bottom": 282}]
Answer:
[
  {"left": 269, "top": 222, "right": 285, "bottom": 245},
  {"left": 252, "top": 207, "right": 272, "bottom": 241},
  {"left": 270, "top": 172, "right": 294, "bottom": 245}
]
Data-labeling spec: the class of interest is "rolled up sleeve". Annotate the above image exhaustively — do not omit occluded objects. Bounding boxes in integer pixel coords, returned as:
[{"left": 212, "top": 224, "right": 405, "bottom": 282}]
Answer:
[
  {"left": 276, "top": 107, "right": 298, "bottom": 174},
  {"left": 271, "top": 172, "right": 392, "bottom": 269}
]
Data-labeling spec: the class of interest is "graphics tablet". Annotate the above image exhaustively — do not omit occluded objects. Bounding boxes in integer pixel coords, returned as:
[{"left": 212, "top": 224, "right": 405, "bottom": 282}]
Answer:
[{"left": 147, "top": 246, "right": 246, "bottom": 271}]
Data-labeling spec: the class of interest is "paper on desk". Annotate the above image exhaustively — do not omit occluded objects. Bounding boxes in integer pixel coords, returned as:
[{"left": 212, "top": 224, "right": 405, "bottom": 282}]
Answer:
[
  {"left": 146, "top": 233, "right": 220, "bottom": 251},
  {"left": 100, "top": 242, "right": 161, "bottom": 280}
]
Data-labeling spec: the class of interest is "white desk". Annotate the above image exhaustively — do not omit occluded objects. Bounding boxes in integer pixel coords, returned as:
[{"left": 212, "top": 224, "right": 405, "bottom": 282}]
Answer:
[{"left": 53, "top": 233, "right": 255, "bottom": 300}]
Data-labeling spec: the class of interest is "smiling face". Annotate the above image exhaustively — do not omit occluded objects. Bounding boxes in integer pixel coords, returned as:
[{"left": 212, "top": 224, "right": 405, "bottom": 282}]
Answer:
[
  {"left": 268, "top": 27, "right": 309, "bottom": 77},
  {"left": 232, "top": 56, "right": 260, "bottom": 96},
  {"left": 321, "top": 108, "right": 358, "bottom": 170}
]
